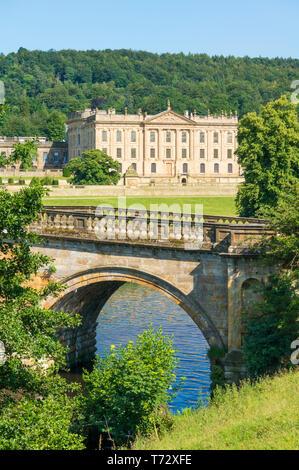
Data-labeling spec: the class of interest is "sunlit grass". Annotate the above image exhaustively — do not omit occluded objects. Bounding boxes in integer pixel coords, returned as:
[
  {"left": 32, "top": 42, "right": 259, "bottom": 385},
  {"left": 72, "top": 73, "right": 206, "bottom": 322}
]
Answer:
[
  {"left": 133, "top": 369, "right": 299, "bottom": 450},
  {"left": 43, "top": 196, "right": 237, "bottom": 216}
]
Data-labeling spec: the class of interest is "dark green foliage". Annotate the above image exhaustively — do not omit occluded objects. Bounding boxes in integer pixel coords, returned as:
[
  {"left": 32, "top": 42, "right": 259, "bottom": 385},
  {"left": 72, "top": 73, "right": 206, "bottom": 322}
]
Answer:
[
  {"left": 52, "top": 179, "right": 59, "bottom": 186},
  {"left": 207, "top": 345, "right": 226, "bottom": 360},
  {"left": 18, "top": 178, "right": 25, "bottom": 185},
  {"left": 81, "top": 328, "right": 177, "bottom": 447},
  {"left": 243, "top": 274, "right": 299, "bottom": 378},
  {"left": 0, "top": 177, "right": 2, "bottom": 185},
  {"left": 62, "top": 166, "right": 71, "bottom": 177},
  {"left": 0, "top": 49, "right": 298, "bottom": 136},
  {"left": 0, "top": 186, "right": 83, "bottom": 449},
  {"left": 0, "top": 395, "right": 85, "bottom": 450},
  {"left": 7, "top": 177, "right": 13, "bottom": 184},
  {"left": 46, "top": 110, "right": 67, "bottom": 141},
  {"left": 68, "top": 149, "right": 120, "bottom": 185},
  {"left": 236, "top": 96, "right": 299, "bottom": 217},
  {"left": 242, "top": 191, "right": 299, "bottom": 378},
  {"left": 210, "top": 365, "right": 225, "bottom": 392}
]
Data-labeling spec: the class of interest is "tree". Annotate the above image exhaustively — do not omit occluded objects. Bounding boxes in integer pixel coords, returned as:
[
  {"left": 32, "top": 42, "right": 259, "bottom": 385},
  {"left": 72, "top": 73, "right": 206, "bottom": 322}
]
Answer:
[
  {"left": 10, "top": 139, "right": 38, "bottom": 169},
  {"left": 68, "top": 149, "right": 121, "bottom": 185},
  {"left": 236, "top": 96, "right": 299, "bottom": 217},
  {"left": 81, "top": 328, "right": 177, "bottom": 447},
  {"left": 242, "top": 192, "right": 299, "bottom": 377},
  {"left": 0, "top": 185, "right": 83, "bottom": 449},
  {"left": 91, "top": 96, "right": 106, "bottom": 110},
  {"left": 46, "top": 110, "right": 66, "bottom": 141}
]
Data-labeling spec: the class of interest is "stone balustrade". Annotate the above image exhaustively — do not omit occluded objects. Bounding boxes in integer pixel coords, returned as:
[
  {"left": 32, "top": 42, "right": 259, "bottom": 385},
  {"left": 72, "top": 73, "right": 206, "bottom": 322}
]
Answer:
[{"left": 30, "top": 206, "right": 270, "bottom": 253}]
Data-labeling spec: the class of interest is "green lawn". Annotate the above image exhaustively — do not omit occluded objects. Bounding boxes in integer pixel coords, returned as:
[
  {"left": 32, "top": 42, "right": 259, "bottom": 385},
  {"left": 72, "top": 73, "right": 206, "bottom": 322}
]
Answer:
[
  {"left": 133, "top": 369, "right": 299, "bottom": 450},
  {"left": 43, "top": 196, "right": 237, "bottom": 216}
]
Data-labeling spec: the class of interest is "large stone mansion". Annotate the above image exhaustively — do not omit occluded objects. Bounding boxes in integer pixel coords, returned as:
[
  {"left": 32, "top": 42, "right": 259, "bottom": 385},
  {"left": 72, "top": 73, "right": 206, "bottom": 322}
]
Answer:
[
  {"left": 1, "top": 102, "right": 242, "bottom": 185},
  {"left": 67, "top": 102, "right": 241, "bottom": 185}
]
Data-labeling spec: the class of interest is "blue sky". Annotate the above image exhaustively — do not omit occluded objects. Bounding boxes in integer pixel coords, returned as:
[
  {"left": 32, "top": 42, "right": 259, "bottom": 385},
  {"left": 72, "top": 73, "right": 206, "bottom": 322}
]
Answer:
[{"left": 1, "top": 0, "right": 298, "bottom": 58}]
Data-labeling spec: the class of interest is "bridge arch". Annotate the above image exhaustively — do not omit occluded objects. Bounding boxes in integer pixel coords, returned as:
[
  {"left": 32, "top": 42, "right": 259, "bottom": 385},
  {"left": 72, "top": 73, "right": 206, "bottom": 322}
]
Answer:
[{"left": 49, "top": 266, "right": 224, "bottom": 367}]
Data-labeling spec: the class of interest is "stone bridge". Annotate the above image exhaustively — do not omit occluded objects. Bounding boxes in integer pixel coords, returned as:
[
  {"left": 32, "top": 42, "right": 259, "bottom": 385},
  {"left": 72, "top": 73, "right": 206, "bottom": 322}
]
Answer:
[{"left": 31, "top": 206, "right": 274, "bottom": 383}]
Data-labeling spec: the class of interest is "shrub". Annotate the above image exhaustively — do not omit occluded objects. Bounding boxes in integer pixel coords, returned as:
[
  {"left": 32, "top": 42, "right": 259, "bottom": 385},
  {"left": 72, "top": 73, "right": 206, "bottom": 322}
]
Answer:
[
  {"left": 63, "top": 166, "right": 71, "bottom": 177},
  {"left": 52, "top": 179, "right": 59, "bottom": 186},
  {"left": 8, "top": 177, "right": 14, "bottom": 184},
  {"left": 0, "top": 177, "right": 2, "bottom": 185},
  {"left": 0, "top": 395, "right": 85, "bottom": 450},
  {"left": 18, "top": 179, "right": 25, "bottom": 185},
  {"left": 207, "top": 345, "right": 226, "bottom": 360},
  {"left": 82, "top": 328, "right": 178, "bottom": 447},
  {"left": 42, "top": 175, "right": 53, "bottom": 186},
  {"left": 210, "top": 365, "right": 226, "bottom": 393},
  {"left": 29, "top": 176, "right": 42, "bottom": 186}
]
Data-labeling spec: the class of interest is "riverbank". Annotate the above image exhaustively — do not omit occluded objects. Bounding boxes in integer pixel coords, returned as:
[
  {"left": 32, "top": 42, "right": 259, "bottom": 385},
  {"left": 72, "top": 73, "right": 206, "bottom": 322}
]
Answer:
[{"left": 133, "top": 368, "right": 299, "bottom": 450}]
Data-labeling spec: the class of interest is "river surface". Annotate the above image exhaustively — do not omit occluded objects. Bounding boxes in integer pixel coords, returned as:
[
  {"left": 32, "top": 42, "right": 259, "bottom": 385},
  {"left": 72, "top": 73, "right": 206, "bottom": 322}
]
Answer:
[{"left": 95, "top": 283, "right": 211, "bottom": 413}]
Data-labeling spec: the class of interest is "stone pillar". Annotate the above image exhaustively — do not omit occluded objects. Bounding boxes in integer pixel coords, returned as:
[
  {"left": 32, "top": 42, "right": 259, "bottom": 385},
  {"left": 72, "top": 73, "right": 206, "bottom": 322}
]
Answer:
[{"left": 223, "top": 256, "right": 247, "bottom": 384}]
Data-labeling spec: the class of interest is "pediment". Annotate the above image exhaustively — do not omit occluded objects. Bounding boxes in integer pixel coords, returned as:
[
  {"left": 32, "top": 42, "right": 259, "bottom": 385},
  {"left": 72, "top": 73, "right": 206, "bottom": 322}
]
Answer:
[{"left": 145, "top": 110, "right": 195, "bottom": 125}]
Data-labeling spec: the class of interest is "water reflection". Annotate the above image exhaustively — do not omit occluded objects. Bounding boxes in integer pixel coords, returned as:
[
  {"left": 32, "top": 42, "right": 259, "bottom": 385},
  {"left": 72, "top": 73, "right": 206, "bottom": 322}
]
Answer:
[{"left": 96, "top": 283, "right": 211, "bottom": 412}]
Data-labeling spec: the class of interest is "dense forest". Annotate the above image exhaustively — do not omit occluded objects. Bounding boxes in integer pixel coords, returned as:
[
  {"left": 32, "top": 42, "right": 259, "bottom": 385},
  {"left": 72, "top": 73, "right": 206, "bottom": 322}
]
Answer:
[{"left": 0, "top": 48, "right": 298, "bottom": 139}]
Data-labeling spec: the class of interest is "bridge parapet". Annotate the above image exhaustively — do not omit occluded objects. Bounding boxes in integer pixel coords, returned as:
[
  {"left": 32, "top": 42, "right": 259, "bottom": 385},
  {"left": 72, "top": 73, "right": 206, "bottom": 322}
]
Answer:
[{"left": 30, "top": 206, "right": 270, "bottom": 253}]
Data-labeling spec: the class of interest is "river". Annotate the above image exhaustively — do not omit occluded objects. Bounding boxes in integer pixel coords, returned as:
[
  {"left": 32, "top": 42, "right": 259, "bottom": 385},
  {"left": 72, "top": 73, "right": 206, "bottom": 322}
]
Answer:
[{"left": 95, "top": 283, "right": 211, "bottom": 413}]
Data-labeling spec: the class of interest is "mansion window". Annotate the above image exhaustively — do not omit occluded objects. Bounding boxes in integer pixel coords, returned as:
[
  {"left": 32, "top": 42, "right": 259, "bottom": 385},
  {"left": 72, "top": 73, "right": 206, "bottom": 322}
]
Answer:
[
  {"left": 43, "top": 152, "right": 48, "bottom": 163},
  {"left": 151, "top": 163, "right": 156, "bottom": 173},
  {"left": 228, "top": 163, "right": 233, "bottom": 174},
  {"left": 200, "top": 163, "right": 205, "bottom": 173},
  {"left": 200, "top": 149, "right": 205, "bottom": 159},
  {"left": 214, "top": 163, "right": 219, "bottom": 174},
  {"left": 214, "top": 149, "right": 219, "bottom": 158},
  {"left": 166, "top": 131, "right": 171, "bottom": 143},
  {"left": 131, "top": 131, "right": 136, "bottom": 142},
  {"left": 227, "top": 132, "right": 233, "bottom": 144},
  {"left": 119, "top": 163, "right": 122, "bottom": 173},
  {"left": 227, "top": 149, "right": 232, "bottom": 159},
  {"left": 150, "top": 131, "right": 156, "bottom": 142},
  {"left": 63, "top": 152, "right": 68, "bottom": 163},
  {"left": 150, "top": 148, "right": 155, "bottom": 158},
  {"left": 102, "top": 130, "right": 107, "bottom": 142},
  {"left": 54, "top": 152, "right": 59, "bottom": 163},
  {"left": 199, "top": 132, "right": 205, "bottom": 143},
  {"left": 166, "top": 148, "right": 171, "bottom": 158},
  {"left": 182, "top": 163, "right": 188, "bottom": 174},
  {"left": 131, "top": 148, "right": 136, "bottom": 158},
  {"left": 181, "top": 132, "right": 187, "bottom": 143},
  {"left": 213, "top": 132, "right": 219, "bottom": 143},
  {"left": 132, "top": 163, "right": 136, "bottom": 170},
  {"left": 116, "top": 130, "right": 122, "bottom": 142},
  {"left": 182, "top": 148, "right": 187, "bottom": 158},
  {"left": 116, "top": 148, "right": 122, "bottom": 158},
  {"left": 78, "top": 134, "right": 80, "bottom": 145}
]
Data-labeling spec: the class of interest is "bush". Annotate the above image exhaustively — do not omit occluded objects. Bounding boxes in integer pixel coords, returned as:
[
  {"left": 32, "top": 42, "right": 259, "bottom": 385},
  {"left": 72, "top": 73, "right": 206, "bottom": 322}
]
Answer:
[
  {"left": 82, "top": 328, "right": 178, "bottom": 447},
  {"left": 18, "top": 179, "right": 25, "bottom": 185},
  {"left": 63, "top": 166, "right": 71, "bottom": 177},
  {"left": 8, "top": 177, "right": 14, "bottom": 184},
  {"left": 42, "top": 175, "right": 53, "bottom": 186},
  {"left": 0, "top": 395, "right": 85, "bottom": 450},
  {"left": 29, "top": 176, "right": 42, "bottom": 186},
  {"left": 0, "top": 177, "right": 2, "bottom": 186},
  {"left": 52, "top": 179, "right": 59, "bottom": 186}
]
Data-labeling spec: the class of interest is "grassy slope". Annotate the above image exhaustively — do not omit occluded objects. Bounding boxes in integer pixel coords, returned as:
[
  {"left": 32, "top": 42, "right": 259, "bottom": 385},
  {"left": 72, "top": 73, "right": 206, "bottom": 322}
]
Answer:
[
  {"left": 43, "top": 196, "right": 237, "bottom": 216},
  {"left": 134, "top": 369, "right": 299, "bottom": 450}
]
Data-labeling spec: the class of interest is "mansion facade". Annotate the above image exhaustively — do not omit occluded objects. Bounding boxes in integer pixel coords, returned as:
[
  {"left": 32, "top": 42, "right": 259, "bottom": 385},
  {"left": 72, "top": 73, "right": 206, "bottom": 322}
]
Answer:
[{"left": 67, "top": 103, "right": 241, "bottom": 185}]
